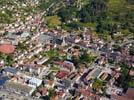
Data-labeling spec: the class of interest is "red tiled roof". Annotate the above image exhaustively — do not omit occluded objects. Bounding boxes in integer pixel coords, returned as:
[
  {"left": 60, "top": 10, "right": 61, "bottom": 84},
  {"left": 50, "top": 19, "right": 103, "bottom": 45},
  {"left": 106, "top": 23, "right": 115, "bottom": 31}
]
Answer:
[
  {"left": 39, "top": 88, "right": 48, "bottom": 95},
  {"left": 80, "top": 88, "right": 91, "bottom": 97},
  {"left": 54, "top": 61, "right": 73, "bottom": 70},
  {"left": 53, "top": 61, "right": 63, "bottom": 65},
  {"left": 56, "top": 91, "right": 64, "bottom": 96},
  {"left": 55, "top": 71, "right": 68, "bottom": 79},
  {"left": 0, "top": 44, "right": 15, "bottom": 54}
]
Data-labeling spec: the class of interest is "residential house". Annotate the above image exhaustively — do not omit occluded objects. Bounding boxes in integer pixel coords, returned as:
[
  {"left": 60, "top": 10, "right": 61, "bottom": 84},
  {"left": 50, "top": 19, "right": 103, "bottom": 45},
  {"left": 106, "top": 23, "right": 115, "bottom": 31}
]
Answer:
[
  {"left": 21, "top": 64, "right": 42, "bottom": 75},
  {"left": 2, "top": 67, "right": 17, "bottom": 76},
  {"left": 62, "top": 61, "right": 75, "bottom": 71},
  {"left": 55, "top": 71, "right": 69, "bottom": 79},
  {"left": 24, "top": 76, "right": 42, "bottom": 87},
  {"left": 38, "top": 87, "right": 48, "bottom": 96}
]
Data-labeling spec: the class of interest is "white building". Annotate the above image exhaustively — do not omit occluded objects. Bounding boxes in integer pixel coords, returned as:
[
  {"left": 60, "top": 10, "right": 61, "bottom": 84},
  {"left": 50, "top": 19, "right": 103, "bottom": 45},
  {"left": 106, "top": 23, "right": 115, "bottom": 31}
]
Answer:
[
  {"left": 37, "top": 57, "right": 49, "bottom": 65},
  {"left": 25, "top": 76, "right": 42, "bottom": 87}
]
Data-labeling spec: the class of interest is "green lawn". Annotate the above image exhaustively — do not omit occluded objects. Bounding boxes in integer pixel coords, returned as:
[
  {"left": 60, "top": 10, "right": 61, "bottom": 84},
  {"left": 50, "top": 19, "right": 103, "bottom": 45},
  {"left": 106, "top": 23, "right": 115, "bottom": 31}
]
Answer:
[
  {"left": 50, "top": 66, "right": 60, "bottom": 71},
  {"left": 128, "top": 81, "right": 134, "bottom": 87}
]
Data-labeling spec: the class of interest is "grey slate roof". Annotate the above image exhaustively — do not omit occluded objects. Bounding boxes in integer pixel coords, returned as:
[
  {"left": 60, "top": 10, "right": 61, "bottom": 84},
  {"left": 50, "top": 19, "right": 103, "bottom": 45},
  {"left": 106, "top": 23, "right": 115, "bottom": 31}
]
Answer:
[{"left": 4, "top": 67, "right": 17, "bottom": 74}]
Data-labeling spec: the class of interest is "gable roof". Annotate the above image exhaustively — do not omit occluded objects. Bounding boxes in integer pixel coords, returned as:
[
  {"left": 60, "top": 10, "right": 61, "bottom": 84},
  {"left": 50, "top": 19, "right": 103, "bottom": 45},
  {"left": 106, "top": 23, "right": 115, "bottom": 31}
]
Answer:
[
  {"left": 55, "top": 71, "right": 68, "bottom": 79},
  {"left": 4, "top": 67, "right": 17, "bottom": 74}
]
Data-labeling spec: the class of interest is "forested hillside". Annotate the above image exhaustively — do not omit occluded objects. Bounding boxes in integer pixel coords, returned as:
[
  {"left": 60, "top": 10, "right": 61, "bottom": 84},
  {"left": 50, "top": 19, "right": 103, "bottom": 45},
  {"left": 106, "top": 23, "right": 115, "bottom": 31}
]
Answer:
[{"left": 49, "top": 0, "right": 134, "bottom": 41}]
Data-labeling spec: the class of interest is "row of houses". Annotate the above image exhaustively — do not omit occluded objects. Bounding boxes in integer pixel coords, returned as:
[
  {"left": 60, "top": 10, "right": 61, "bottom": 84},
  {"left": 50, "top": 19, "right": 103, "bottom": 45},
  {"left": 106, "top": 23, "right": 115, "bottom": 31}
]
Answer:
[{"left": 0, "top": 67, "right": 42, "bottom": 96}]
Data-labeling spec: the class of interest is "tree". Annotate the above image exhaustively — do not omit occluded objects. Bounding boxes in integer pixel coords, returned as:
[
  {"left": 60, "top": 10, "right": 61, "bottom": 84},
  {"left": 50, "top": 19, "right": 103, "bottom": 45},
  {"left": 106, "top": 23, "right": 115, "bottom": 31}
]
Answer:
[
  {"left": 92, "top": 79, "right": 106, "bottom": 93},
  {"left": 72, "top": 51, "right": 95, "bottom": 69},
  {"left": 0, "top": 53, "right": 13, "bottom": 66},
  {"left": 129, "top": 45, "right": 134, "bottom": 56},
  {"left": 66, "top": 21, "right": 79, "bottom": 30},
  {"left": 38, "top": 0, "right": 52, "bottom": 10},
  {"left": 0, "top": 11, "right": 12, "bottom": 23},
  {"left": 72, "top": 56, "right": 80, "bottom": 69},
  {"left": 78, "top": 0, "right": 108, "bottom": 23},
  {"left": 112, "top": 44, "right": 121, "bottom": 52},
  {"left": 42, "top": 49, "right": 58, "bottom": 59},
  {"left": 79, "top": 52, "right": 95, "bottom": 64},
  {"left": 58, "top": 7, "right": 77, "bottom": 22},
  {"left": 58, "top": 8, "right": 71, "bottom": 22},
  {"left": 16, "top": 42, "right": 27, "bottom": 51},
  {"left": 48, "top": 88, "right": 55, "bottom": 99},
  {"left": 128, "top": 81, "right": 134, "bottom": 87},
  {"left": 126, "top": 0, "right": 134, "bottom": 4},
  {"left": 116, "top": 63, "right": 132, "bottom": 90},
  {"left": 45, "top": 15, "right": 61, "bottom": 28},
  {"left": 6, "top": 54, "right": 13, "bottom": 66}
]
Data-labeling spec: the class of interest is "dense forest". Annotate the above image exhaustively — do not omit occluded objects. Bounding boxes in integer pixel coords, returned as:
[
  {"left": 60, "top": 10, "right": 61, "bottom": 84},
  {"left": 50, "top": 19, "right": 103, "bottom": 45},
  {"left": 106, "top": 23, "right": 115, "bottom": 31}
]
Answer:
[{"left": 46, "top": 0, "right": 134, "bottom": 41}]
